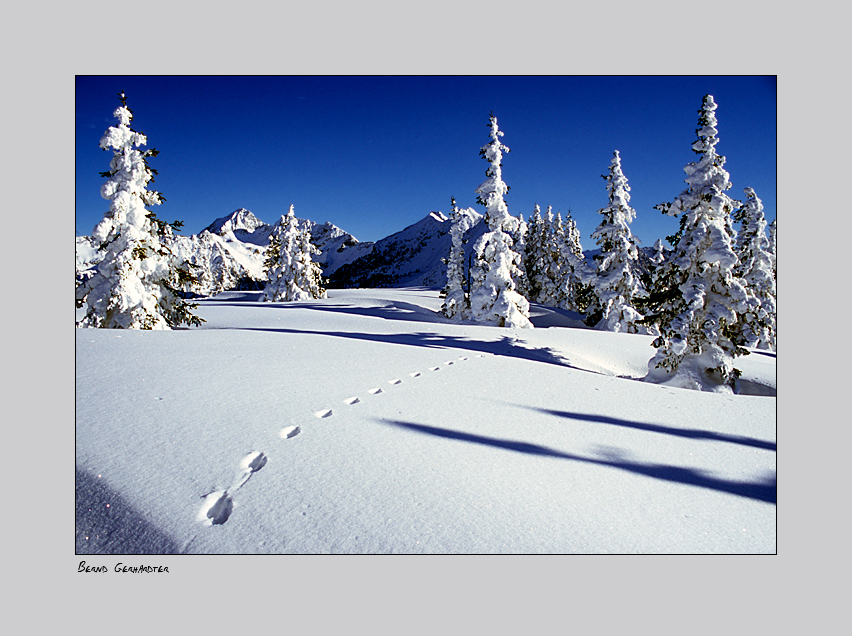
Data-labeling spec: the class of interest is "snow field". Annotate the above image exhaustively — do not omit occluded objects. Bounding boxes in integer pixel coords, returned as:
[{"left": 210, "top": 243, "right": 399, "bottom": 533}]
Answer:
[{"left": 76, "top": 288, "right": 775, "bottom": 553}]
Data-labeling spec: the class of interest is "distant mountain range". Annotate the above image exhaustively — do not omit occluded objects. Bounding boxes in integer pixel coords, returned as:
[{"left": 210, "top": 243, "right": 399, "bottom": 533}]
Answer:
[{"left": 76, "top": 207, "right": 661, "bottom": 297}]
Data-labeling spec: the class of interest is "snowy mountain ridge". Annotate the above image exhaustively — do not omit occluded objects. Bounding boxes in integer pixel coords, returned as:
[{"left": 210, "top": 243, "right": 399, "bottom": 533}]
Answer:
[
  {"left": 76, "top": 206, "right": 663, "bottom": 298},
  {"left": 328, "top": 209, "right": 479, "bottom": 288},
  {"left": 203, "top": 208, "right": 268, "bottom": 237},
  {"left": 76, "top": 208, "right": 375, "bottom": 297}
]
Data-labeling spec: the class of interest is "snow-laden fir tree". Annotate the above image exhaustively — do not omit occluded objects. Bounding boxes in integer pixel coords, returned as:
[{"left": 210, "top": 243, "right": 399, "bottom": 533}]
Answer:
[
  {"left": 636, "top": 239, "right": 666, "bottom": 316},
  {"left": 650, "top": 238, "right": 666, "bottom": 267},
  {"left": 536, "top": 206, "right": 565, "bottom": 307},
  {"left": 468, "top": 114, "right": 532, "bottom": 328},
  {"left": 645, "top": 95, "right": 752, "bottom": 392},
  {"left": 768, "top": 218, "right": 777, "bottom": 281},
  {"left": 588, "top": 151, "right": 646, "bottom": 332},
  {"left": 524, "top": 204, "right": 561, "bottom": 305},
  {"left": 263, "top": 205, "right": 327, "bottom": 302},
  {"left": 76, "top": 92, "right": 203, "bottom": 330},
  {"left": 732, "top": 188, "right": 776, "bottom": 350},
  {"left": 523, "top": 205, "right": 546, "bottom": 303},
  {"left": 441, "top": 197, "right": 474, "bottom": 319},
  {"left": 510, "top": 212, "right": 530, "bottom": 300},
  {"left": 558, "top": 210, "right": 596, "bottom": 313}
]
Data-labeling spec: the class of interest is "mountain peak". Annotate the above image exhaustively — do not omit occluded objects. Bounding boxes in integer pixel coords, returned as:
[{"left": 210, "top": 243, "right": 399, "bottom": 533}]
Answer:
[{"left": 204, "top": 209, "right": 265, "bottom": 236}]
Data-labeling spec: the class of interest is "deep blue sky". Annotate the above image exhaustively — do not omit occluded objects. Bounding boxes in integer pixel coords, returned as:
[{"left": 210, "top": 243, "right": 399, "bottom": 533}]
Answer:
[{"left": 76, "top": 76, "right": 776, "bottom": 248}]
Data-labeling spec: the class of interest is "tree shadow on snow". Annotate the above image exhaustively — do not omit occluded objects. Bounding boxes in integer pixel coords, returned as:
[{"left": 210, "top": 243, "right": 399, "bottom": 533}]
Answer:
[
  {"left": 378, "top": 419, "right": 776, "bottom": 504},
  {"left": 197, "top": 298, "right": 449, "bottom": 324},
  {"left": 232, "top": 325, "right": 590, "bottom": 371},
  {"left": 201, "top": 296, "right": 590, "bottom": 329},
  {"left": 519, "top": 406, "right": 776, "bottom": 452}
]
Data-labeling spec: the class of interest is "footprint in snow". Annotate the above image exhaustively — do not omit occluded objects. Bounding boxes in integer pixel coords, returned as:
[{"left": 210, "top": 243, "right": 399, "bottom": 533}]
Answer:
[
  {"left": 445, "top": 361, "right": 454, "bottom": 365},
  {"left": 198, "top": 490, "right": 233, "bottom": 526},
  {"left": 409, "top": 372, "right": 421, "bottom": 378},
  {"left": 429, "top": 366, "right": 441, "bottom": 372},
  {"left": 389, "top": 379, "right": 402, "bottom": 385},
  {"left": 459, "top": 356, "right": 468, "bottom": 361},
  {"left": 368, "top": 388, "right": 383, "bottom": 395},
  {"left": 279, "top": 425, "right": 301, "bottom": 439},
  {"left": 344, "top": 397, "right": 361, "bottom": 405},
  {"left": 315, "top": 409, "right": 333, "bottom": 418},
  {"left": 239, "top": 451, "right": 267, "bottom": 473},
  {"left": 198, "top": 451, "right": 266, "bottom": 526},
  {"left": 231, "top": 451, "right": 267, "bottom": 490}
]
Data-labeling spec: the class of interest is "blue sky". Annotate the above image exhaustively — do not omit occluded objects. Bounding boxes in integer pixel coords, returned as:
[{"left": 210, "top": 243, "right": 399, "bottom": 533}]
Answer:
[{"left": 76, "top": 76, "right": 776, "bottom": 248}]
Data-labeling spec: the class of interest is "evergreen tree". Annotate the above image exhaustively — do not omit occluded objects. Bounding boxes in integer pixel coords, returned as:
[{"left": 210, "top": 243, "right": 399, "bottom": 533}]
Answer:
[
  {"left": 558, "top": 210, "right": 596, "bottom": 313},
  {"left": 263, "top": 232, "right": 282, "bottom": 280},
  {"left": 768, "top": 218, "right": 777, "bottom": 281},
  {"left": 537, "top": 206, "right": 564, "bottom": 307},
  {"left": 732, "top": 188, "right": 776, "bottom": 350},
  {"left": 645, "top": 95, "right": 751, "bottom": 392},
  {"left": 589, "top": 151, "right": 646, "bottom": 332},
  {"left": 650, "top": 238, "right": 666, "bottom": 267},
  {"left": 263, "top": 205, "right": 327, "bottom": 302},
  {"left": 636, "top": 239, "right": 666, "bottom": 321},
  {"left": 441, "top": 197, "right": 470, "bottom": 319},
  {"left": 511, "top": 212, "right": 530, "bottom": 300},
  {"left": 76, "top": 92, "right": 203, "bottom": 329},
  {"left": 523, "top": 205, "right": 546, "bottom": 303},
  {"left": 468, "top": 114, "right": 532, "bottom": 328}
]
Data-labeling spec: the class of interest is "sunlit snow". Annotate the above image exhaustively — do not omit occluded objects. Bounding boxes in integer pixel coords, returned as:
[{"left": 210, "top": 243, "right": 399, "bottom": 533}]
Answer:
[{"left": 76, "top": 288, "right": 775, "bottom": 554}]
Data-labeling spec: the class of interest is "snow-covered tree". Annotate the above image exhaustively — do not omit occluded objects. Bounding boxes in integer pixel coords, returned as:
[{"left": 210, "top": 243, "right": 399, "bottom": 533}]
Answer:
[
  {"left": 510, "top": 212, "right": 530, "bottom": 299},
  {"left": 732, "top": 188, "right": 776, "bottom": 350},
  {"left": 442, "top": 197, "right": 471, "bottom": 319},
  {"left": 636, "top": 238, "right": 667, "bottom": 325},
  {"left": 588, "top": 151, "right": 646, "bottom": 332},
  {"left": 468, "top": 114, "right": 532, "bottom": 328},
  {"left": 645, "top": 95, "right": 752, "bottom": 392},
  {"left": 650, "top": 238, "right": 666, "bottom": 267},
  {"left": 768, "top": 218, "right": 777, "bottom": 281},
  {"left": 263, "top": 205, "right": 327, "bottom": 302},
  {"left": 535, "top": 207, "right": 564, "bottom": 307},
  {"left": 522, "top": 205, "right": 561, "bottom": 306},
  {"left": 76, "top": 92, "right": 203, "bottom": 330},
  {"left": 558, "top": 210, "right": 596, "bottom": 313},
  {"left": 523, "top": 205, "right": 546, "bottom": 303}
]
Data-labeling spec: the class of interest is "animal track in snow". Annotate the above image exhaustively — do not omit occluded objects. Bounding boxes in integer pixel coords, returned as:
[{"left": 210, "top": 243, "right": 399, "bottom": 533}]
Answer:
[
  {"left": 445, "top": 361, "right": 454, "bottom": 365},
  {"left": 368, "top": 388, "right": 383, "bottom": 395},
  {"left": 239, "top": 451, "right": 267, "bottom": 474},
  {"left": 459, "top": 356, "right": 468, "bottom": 361},
  {"left": 389, "top": 379, "right": 402, "bottom": 385},
  {"left": 344, "top": 396, "right": 361, "bottom": 405},
  {"left": 279, "top": 425, "right": 301, "bottom": 439},
  {"left": 429, "top": 366, "right": 441, "bottom": 372},
  {"left": 231, "top": 451, "right": 268, "bottom": 490},
  {"left": 199, "top": 451, "right": 267, "bottom": 526},
  {"left": 409, "top": 372, "right": 421, "bottom": 378},
  {"left": 315, "top": 409, "right": 333, "bottom": 418},
  {"left": 198, "top": 490, "right": 233, "bottom": 526}
]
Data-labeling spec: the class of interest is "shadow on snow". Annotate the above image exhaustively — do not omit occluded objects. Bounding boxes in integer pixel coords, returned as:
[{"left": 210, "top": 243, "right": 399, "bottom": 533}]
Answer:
[
  {"left": 197, "top": 296, "right": 774, "bottom": 393},
  {"left": 228, "top": 325, "right": 594, "bottom": 372},
  {"left": 199, "top": 294, "right": 590, "bottom": 330},
  {"left": 76, "top": 466, "right": 182, "bottom": 555},
  {"left": 378, "top": 419, "right": 776, "bottom": 504},
  {"left": 519, "top": 406, "right": 776, "bottom": 452}
]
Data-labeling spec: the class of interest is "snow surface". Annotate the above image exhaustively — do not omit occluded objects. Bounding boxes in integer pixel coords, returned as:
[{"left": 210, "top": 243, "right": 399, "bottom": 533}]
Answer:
[{"left": 76, "top": 288, "right": 775, "bottom": 554}]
